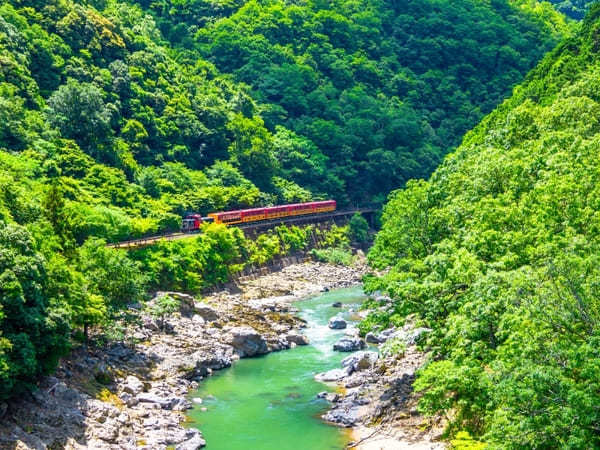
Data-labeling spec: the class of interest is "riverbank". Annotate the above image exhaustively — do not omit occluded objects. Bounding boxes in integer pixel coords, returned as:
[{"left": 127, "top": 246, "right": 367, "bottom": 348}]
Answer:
[
  {"left": 317, "top": 318, "right": 447, "bottom": 450},
  {"left": 0, "top": 260, "right": 366, "bottom": 449}
]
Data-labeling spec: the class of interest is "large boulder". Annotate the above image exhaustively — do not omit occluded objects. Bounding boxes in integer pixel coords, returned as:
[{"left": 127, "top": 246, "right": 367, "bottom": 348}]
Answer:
[
  {"left": 121, "top": 375, "right": 144, "bottom": 396},
  {"left": 315, "top": 367, "right": 352, "bottom": 382},
  {"left": 194, "top": 303, "right": 219, "bottom": 322},
  {"left": 176, "top": 429, "right": 206, "bottom": 450},
  {"left": 328, "top": 316, "right": 347, "bottom": 329},
  {"left": 404, "top": 327, "right": 431, "bottom": 345},
  {"left": 285, "top": 332, "right": 309, "bottom": 346},
  {"left": 333, "top": 337, "right": 366, "bottom": 352},
  {"left": 226, "top": 326, "right": 268, "bottom": 357},
  {"left": 341, "top": 351, "right": 379, "bottom": 373},
  {"left": 365, "top": 332, "right": 381, "bottom": 344}
]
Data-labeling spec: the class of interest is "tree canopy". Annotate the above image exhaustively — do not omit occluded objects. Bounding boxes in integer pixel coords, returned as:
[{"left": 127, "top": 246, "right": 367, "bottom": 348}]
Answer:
[
  {"left": 0, "top": 0, "right": 580, "bottom": 402},
  {"left": 366, "top": 6, "right": 600, "bottom": 446}
]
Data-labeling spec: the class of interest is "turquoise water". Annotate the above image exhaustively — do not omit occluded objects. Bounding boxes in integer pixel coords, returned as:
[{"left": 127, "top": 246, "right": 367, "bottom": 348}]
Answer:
[{"left": 186, "top": 286, "right": 367, "bottom": 450}]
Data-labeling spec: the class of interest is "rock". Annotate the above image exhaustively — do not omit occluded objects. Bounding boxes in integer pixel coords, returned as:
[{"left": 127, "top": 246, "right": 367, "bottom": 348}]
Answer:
[
  {"left": 133, "top": 331, "right": 148, "bottom": 341},
  {"left": 315, "top": 391, "right": 340, "bottom": 402},
  {"left": 176, "top": 429, "right": 206, "bottom": 450},
  {"left": 315, "top": 367, "right": 352, "bottom": 382},
  {"left": 122, "top": 375, "right": 144, "bottom": 396},
  {"left": 328, "top": 316, "right": 347, "bottom": 329},
  {"left": 192, "top": 397, "right": 203, "bottom": 404},
  {"left": 226, "top": 326, "right": 268, "bottom": 357},
  {"left": 374, "top": 327, "right": 396, "bottom": 343},
  {"left": 143, "top": 316, "right": 160, "bottom": 332},
  {"left": 0, "top": 402, "right": 6, "bottom": 419},
  {"left": 118, "top": 392, "right": 138, "bottom": 407},
  {"left": 323, "top": 404, "right": 362, "bottom": 427},
  {"left": 365, "top": 332, "right": 381, "bottom": 344},
  {"left": 172, "top": 398, "right": 193, "bottom": 411},
  {"left": 344, "top": 326, "right": 359, "bottom": 337},
  {"left": 341, "top": 351, "right": 379, "bottom": 372},
  {"left": 191, "top": 314, "right": 205, "bottom": 325},
  {"left": 285, "top": 332, "right": 309, "bottom": 346},
  {"left": 374, "top": 294, "right": 392, "bottom": 303},
  {"left": 137, "top": 392, "right": 172, "bottom": 409},
  {"left": 333, "top": 337, "right": 366, "bottom": 352},
  {"left": 332, "top": 302, "right": 342, "bottom": 308},
  {"left": 194, "top": 304, "right": 219, "bottom": 322},
  {"left": 94, "top": 420, "right": 119, "bottom": 442},
  {"left": 52, "top": 382, "right": 80, "bottom": 404}
]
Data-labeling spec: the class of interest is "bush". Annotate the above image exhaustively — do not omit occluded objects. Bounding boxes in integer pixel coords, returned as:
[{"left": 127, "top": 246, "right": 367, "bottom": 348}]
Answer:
[
  {"left": 348, "top": 213, "right": 369, "bottom": 243},
  {"left": 310, "top": 246, "right": 353, "bottom": 265}
]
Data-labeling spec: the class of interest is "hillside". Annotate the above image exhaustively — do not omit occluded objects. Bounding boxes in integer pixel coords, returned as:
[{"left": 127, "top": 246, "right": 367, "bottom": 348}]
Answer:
[
  {"left": 367, "top": 5, "right": 600, "bottom": 447},
  {"left": 136, "top": 0, "right": 569, "bottom": 202},
  {"left": 0, "top": 0, "right": 572, "bottom": 403}
]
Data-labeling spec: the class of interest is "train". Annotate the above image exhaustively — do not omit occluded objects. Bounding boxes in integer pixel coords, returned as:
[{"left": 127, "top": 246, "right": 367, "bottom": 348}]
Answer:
[{"left": 181, "top": 200, "right": 336, "bottom": 232}]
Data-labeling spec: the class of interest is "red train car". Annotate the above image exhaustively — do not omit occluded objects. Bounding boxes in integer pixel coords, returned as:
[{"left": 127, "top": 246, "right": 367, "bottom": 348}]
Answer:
[{"left": 182, "top": 200, "right": 336, "bottom": 231}]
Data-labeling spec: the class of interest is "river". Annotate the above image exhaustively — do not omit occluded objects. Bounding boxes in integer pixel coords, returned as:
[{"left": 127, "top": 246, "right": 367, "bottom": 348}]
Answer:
[{"left": 185, "top": 286, "right": 368, "bottom": 449}]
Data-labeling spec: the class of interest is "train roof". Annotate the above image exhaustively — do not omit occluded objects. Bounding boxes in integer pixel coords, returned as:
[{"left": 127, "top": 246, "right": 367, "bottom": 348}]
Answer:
[{"left": 209, "top": 200, "right": 335, "bottom": 217}]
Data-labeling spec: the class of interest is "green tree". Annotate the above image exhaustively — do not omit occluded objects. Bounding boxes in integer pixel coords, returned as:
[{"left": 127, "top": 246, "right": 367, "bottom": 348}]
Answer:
[
  {"left": 147, "top": 295, "right": 179, "bottom": 332},
  {"left": 0, "top": 224, "right": 70, "bottom": 399},
  {"left": 46, "top": 79, "right": 113, "bottom": 160},
  {"left": 348, "top": 212, "right": 369, "bottom": 243}
]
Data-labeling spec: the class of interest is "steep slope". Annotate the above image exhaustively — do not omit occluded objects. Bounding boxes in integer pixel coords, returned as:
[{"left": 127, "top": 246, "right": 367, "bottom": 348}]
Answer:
[
  {"left": 0, "top": 0, "right": 574, "bottom": 404},
  {"left": 367, "top": 5, "right": 600, "bottom": 447},
  {"left": 0, "top": 0, "right": 319, "bottom": 241},
  {"left": 145, "top": 0, "right": 569, "bottom": 202},
  {"left": 0, "top": 0, "right": 315, "bottom": 400}
]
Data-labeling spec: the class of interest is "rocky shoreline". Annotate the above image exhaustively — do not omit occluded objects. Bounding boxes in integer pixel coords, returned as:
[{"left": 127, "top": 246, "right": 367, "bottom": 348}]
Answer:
[
  {"left": 0, "top": 261, "right": 365, "bottom": 450},
  {"left": 315, "top": 314, "right": 447, "bottom": 450}
]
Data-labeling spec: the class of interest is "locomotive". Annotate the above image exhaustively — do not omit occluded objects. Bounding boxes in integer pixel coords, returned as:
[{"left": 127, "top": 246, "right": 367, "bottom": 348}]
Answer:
[{"left": 181, "top": 200, "right": 336, "bottom": 232}]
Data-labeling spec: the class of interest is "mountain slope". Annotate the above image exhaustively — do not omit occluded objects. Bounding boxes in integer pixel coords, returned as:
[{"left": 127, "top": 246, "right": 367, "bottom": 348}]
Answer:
[
  {"left": 0, "top": 0, "right": 574, "bottom": 402},
  {"left": 0, "top": 0, "right": 313, "bottom": 400},
  {"left": 366, "top": 5, "right": 600, "bottom": 446},
  {"left": 136, "top": 0, "right": 569, "bottom": 202}
]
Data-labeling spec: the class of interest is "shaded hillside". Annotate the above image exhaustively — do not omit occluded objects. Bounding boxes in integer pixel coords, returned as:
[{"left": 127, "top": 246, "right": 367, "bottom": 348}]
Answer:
[
  {"left": 366, "top": 5, "right": 600, "bottom": 447},
  {"left": 548, "top": 0, "right": 595, "bottom": 19}
]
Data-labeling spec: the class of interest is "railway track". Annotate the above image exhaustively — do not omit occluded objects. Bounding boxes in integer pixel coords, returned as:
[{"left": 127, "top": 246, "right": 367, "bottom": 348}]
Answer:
[{"left": 107, "top": 208, "right": 377, "bottom": 249}]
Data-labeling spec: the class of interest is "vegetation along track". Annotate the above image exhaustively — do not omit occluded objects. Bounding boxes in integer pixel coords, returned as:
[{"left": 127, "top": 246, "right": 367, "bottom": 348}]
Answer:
[{"left": 108, "top": 208, "right": 377, "bottom": 249}]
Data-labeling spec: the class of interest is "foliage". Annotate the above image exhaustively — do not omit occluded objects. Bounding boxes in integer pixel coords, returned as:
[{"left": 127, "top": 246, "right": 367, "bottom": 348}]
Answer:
[
  {"left": 348, "top": 213, "right": 369, "bottom": 243},
  {"left": 0, "top": 223, "right": 70, "bottom": 399},
  {"left": 0, "top": 0, "right": 580, "bottom": 403},
  {"left": 147, "top": 295, "right": 179, "bottom": 331},
  {"left": 187, "top": 0, "right": 567, "bottom": 202},
  {"left": 450, "top": 432, "right": 487, "bottom": 450},
  {"left": 547, "top": 0, "right": 595, "bottom": 19},
  {"left": 380, "top": 337, "right": 406, "bottom": 357},
  {"left": 310, "top": 247, "right": 353, "bottom": 266},
  {"left": 367, "top": 7, "right": 600, "bottom": 446}
]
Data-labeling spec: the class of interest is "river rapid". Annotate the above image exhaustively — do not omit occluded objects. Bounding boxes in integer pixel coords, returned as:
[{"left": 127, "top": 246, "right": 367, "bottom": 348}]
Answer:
[{"left": 185, "top": 286, "right": 368, "bottom": 450}]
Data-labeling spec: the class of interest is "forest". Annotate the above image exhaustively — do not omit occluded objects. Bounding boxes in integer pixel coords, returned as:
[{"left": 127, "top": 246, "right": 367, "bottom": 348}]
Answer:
[
  {"left": 0, "top": 0, "right": 597, "bottom": 441},
  {"left": 367, "top": 4, "right": 600, "bottom": 447},
  {"left": 134, "top": 0, "right": 569, "bottom": 202}
]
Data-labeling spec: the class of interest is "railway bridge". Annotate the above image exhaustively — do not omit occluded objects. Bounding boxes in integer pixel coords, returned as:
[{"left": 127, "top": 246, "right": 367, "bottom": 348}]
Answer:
[{"left": 108, "top": 207, "right": 378, "bottom": 249}]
